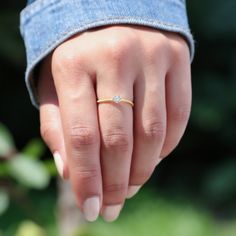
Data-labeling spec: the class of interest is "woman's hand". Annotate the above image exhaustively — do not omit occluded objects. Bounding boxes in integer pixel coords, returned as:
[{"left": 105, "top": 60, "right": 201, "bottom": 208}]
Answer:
[{"left": 38, "top": 25, "right": 191, "bottom": 222}]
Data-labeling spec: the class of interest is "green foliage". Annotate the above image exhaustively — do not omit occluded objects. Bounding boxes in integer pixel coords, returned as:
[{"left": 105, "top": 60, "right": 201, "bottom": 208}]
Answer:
[
  {"left": 15, "top": 221, "right": 46, "bottom": 236},
  {"left": 0, "top": 120, "right": 55, "bottom": 235},
  {"left": 79, "top": 191, "right": 236, "bottom": 236},
  {"left": 8, "top": 154, "right": 50, "bottom": 190},
  {"left": 22, "top": 139, "right": 46, "bottom": 160},
  {"left": 0, "top": 191, "right": 9, "bottom": 216},
  {"left": 0, "top": 123, "right": 51, "bottom": 190}
]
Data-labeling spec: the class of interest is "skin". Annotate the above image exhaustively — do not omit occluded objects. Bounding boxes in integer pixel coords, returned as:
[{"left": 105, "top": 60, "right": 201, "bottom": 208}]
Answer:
[{"left": 37, "top": 25, "right": 192, "bottom": 221}]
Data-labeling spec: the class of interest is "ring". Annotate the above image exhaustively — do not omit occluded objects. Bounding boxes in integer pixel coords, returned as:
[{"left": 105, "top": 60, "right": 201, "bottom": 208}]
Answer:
[{"left": 97, "top": 95, "right": 134, "bottom": 107}]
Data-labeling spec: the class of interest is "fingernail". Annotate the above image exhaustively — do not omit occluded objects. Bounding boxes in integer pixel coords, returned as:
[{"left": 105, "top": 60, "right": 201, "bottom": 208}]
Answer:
[
  {"left": 102, "top": 204, "right": 122, "bottom": 222},
  {"left": 53, "top": 152, "right": 64, "bottom": 178},
  {"left": 83, "top": 196, "right": 100, "bottom": 222},
  {"left": 126, "top": 185, "right": 141, "bottom": 199}
]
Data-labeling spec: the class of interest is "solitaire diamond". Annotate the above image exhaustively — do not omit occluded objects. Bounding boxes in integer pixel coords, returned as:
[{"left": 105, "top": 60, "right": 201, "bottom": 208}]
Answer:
[{"left": 113, "top": 95, "right": 121, "bottom": 103}]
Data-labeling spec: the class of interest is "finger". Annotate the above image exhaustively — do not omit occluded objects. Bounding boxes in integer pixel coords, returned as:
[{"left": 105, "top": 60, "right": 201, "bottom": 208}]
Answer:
[
  {"left": 40, "top": 103, "right": 69, "bottom": 179},
  {"left": 160, "top": 45, "right": 191, "bottom": 158},
  {"left": 38, "top": 57, "right": 69, "bottom": 179},
  {"left": 128, "top": 67, "right": 167, "bottom": 198},
  {"left": 96, "top": 61, "right": 135, "bottom": 222},
  {"left": 52, "top": 53, "right": 102, "bottom": 222}
]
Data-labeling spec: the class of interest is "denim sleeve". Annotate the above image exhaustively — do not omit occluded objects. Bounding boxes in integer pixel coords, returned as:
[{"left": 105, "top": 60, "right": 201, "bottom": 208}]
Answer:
[{"left": 20, "top": 0, "right": 194, "bottom": 108}]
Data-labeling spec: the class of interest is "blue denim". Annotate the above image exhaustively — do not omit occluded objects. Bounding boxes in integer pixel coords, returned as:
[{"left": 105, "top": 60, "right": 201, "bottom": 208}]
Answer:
[{"left": 20, "top": 0, "right": 194, "bottom": 107}]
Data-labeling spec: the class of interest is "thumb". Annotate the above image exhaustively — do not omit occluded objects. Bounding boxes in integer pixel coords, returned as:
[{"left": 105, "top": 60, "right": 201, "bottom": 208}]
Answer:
[
  {"left": 40, "top": 102, "right": 69, "bottom": 179},
  {"left": 38, "top": 56, "right": 69, "bottom": 179}
]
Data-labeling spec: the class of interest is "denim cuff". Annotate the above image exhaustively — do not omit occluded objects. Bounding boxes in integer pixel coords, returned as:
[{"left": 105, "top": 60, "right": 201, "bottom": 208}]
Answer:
[{"left": 20, "top": 0, "right": 194, "bottom": 108}]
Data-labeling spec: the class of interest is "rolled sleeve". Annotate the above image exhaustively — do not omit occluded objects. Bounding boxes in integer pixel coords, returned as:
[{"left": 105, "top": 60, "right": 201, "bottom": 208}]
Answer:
[{"left": 20, "top": 0, "right": 194, "bottom": 108}]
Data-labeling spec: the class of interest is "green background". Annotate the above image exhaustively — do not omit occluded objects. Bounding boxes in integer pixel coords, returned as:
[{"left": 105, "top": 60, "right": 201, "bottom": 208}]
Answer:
[{"left": 0, "top": 0, "right": 236, "bottom": 235}]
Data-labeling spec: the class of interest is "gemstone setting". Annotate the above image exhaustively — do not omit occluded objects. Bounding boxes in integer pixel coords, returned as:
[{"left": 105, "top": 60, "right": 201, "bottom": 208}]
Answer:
[{"left": 113, "top": 95, "right": 122, "bottom": 103}]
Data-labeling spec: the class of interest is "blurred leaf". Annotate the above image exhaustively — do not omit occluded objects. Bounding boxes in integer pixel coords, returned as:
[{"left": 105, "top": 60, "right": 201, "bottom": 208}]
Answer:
[
  {"left": 43, "top": 159, "right": 57, "bottom": 177},
  {"left": 8, "top": 154, "right": 50, "bottom": 189},
  {"left": 16, "top": 221, "right": 46, "bottom": 236},
  {"left": 0, "top": 163, "right": 9, "bottom": 177},
  {"left": 0, "top": 123, "right": 15, "bottom": 157},
  {"left": 219, "top": 222, "right": 236, "bottom": 236},
  {"left": 0, "top": 191, "right": 9, "bottom": 216},
  {"left": 22, "top": 139, "right": 45, "bottom": 159}
]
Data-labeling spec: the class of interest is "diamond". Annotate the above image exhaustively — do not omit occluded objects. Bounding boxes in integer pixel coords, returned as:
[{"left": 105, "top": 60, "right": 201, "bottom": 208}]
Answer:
[{"left": 113, "top": 95, "right": 121, "bottom": 103}]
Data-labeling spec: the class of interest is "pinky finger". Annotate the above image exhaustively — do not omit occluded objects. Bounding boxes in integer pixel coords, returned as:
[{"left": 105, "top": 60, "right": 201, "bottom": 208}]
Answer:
[{"left": 161, "top": 49, "right": 192, "bottom": 158}]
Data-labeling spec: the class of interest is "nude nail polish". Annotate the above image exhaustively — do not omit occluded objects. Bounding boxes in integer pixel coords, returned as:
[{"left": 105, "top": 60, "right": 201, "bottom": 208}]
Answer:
[
  {"left": 102, "top": 204, "right": 122, "bottom": 222},
  {"left": 83, "top": 196, "right": 100, "bottom": 222},
  {"left": 53, "top": 152, "right": 64, "bottom": 178},
  {"left": 126, "top": 185, "right": 141, "bottom": 199}
]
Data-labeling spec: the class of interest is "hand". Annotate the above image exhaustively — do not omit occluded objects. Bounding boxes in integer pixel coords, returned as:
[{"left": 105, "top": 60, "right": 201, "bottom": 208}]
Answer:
[{"left": 38, "top": 25, "right": 191, "bottom": 222}]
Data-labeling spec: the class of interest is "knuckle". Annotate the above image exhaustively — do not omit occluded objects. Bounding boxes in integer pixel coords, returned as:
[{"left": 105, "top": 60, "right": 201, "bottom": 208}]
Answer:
[
  {"left": 103, "top": 183, "right": 127, "bottom": 194},
  {"left": 140, "top": 103, "right": 166, "bottom": 140},
  {"left": 102, "top": 128, "right": 130, "bottom": 151},
  {"left": 69, "top": 126, "right": 99, "bottom": 147},
  {"left": 141, "top": 118, "right": 166, "bottom": 141},
  {"left": 74, "top": 165, "right": 99, "bottom": 182},
  {"left": 135, "top": 97, "right": 167, "bottom": 141},
  {"left": 52, "top": 46, "right": 86, "bottom": 72},
  {"left": 153, "top": 35, "right": 170, "bottom": 53},
  {"left": 171, "top": 39, "right": 190, "bottom": 62},
  {"left": 144, "top": 37, "right": 170, "bottom": 67},
  {"left": 104, "top": 34, "right": 137, "bottom": 63},
  {"left": 52, "top": 47, "right": 74, "bottom": 67}
]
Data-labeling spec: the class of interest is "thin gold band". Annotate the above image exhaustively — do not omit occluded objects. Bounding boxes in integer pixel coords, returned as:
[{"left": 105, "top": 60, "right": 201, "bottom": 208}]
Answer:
[{"left": 97, "top": 95, "right": 134, "bottom": 107}]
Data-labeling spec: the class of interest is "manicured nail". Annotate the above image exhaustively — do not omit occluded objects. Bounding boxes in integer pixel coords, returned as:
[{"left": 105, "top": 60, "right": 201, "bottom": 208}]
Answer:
[
  {"left": 102, "top": 204, "right": 122, "bottom": 222},
  {"left": 126, "top": 185, "right": 141, "bottom": 199},
  {"left": 83, "top": 196, "right": 100, "bottom": 222},
  {"left": 53, "top": 152, "right": 64, "bottom": 178}
]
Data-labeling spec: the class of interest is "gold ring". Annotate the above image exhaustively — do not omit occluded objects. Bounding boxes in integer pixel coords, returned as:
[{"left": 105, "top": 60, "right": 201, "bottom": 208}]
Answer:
[{"left": 97, "top": 95, "right": 134, "bottom": 107}]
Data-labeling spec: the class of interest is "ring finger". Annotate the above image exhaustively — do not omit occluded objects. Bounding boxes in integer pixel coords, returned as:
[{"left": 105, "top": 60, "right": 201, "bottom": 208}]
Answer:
[{"left": 96, "top": 66, "right": 135, "bottom": 222}]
